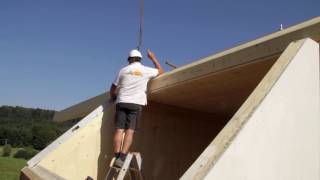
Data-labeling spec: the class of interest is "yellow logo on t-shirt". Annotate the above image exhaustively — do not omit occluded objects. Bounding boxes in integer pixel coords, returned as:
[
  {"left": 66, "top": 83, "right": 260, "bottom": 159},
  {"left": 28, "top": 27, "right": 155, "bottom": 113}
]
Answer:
[{"left": 131, "top": 70, "right": 143, "bottom": 76}]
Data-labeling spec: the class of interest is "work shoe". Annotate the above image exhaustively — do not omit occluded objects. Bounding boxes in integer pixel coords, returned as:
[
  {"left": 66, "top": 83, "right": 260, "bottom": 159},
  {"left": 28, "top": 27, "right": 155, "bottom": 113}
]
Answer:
[{"left": 113, "top": 158, "right": 124, "bottom": 168}]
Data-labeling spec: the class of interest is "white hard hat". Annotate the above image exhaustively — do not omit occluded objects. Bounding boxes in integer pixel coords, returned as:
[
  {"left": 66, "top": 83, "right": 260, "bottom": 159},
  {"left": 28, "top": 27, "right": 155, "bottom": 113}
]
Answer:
[{"left": 129, "top": 49, "right": 142, "bottom": 58}]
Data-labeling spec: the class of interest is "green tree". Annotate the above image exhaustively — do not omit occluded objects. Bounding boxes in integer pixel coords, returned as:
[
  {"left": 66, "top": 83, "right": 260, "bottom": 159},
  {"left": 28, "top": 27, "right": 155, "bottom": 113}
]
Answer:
[
  {"left": 32, "top": 125, "right": 57, "bottom": 150},
  {"left": 2, "top": 144, "right": 12, "bottom": 156},
  {"left": 20, "top": 128, "right": 33, "bottom": 146},
  {"left": 0, "top": 105, "right": 77, "bottom": 150},
  {"left": 14, "top": 147, "right": 38, "bottom": 160}
]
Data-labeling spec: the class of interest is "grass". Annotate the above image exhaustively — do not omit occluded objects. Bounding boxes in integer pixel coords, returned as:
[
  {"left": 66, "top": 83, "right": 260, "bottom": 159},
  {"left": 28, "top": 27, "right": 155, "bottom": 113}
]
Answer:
[
  {"left": 0, "top": 157, "right": 26, "bottom": 180},
  {"left": 0, "top": 146, "right": 28, "bottom": 180}
]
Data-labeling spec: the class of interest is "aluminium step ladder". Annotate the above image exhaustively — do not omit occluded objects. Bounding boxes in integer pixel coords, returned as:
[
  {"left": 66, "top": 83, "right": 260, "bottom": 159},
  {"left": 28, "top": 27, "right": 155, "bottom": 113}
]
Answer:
[{"left": 105, "top": 152, "right": 144, "bottom": 180}]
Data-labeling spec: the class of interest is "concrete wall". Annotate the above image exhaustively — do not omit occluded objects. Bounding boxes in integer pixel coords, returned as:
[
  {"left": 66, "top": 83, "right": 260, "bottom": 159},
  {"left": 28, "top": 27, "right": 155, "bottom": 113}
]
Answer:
[
  {"left": 37, "top": 104, "right": 116, "bottom": 180},
  {"left": 204, "top": 39, "right": 320, "bottom": 179},
  {"left": 27, "top": 102, "right": 229, "bottom": 180},
  {"left": 133, "top": 103, "right": 228, "bottom": 179}
]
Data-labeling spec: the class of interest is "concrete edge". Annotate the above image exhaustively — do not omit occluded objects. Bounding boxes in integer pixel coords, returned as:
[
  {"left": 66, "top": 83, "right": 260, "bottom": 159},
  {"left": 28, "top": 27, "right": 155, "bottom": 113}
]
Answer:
[
  {"left": 26, "top": 101, "right": 113, "bottom": 168},
  {"left": 20, "top": 165, "right": 66, "bottom": 180},
  {"left": 20, "top": 167, "right": 42, "bottom": 180}
]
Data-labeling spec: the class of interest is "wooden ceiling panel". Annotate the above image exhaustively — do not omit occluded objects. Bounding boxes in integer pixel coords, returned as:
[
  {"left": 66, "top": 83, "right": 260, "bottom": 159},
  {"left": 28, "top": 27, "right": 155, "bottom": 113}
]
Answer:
[{"left": 149, "top": 58, "right": 277, "bottom": 116}]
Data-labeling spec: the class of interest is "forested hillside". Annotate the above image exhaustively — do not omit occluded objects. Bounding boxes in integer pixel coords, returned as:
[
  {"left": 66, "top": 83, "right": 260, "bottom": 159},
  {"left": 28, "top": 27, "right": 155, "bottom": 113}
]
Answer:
[{"left": 0, "top": 106, "right": 78, "bottom": 150}]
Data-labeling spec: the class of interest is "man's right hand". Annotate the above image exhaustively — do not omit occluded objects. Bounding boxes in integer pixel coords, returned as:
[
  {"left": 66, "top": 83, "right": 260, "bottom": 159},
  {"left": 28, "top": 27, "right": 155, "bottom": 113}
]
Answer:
[
  {"left": 146, "top": 49, "right": 164, "bottom": 75},
  {"left": 147, "top": 49, "right": 156, "bottom": 61}
]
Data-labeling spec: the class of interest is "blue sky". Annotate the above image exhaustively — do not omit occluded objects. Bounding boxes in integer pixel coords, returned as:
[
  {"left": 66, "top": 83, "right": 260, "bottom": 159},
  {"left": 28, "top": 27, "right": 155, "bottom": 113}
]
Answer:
[{"left": 0, "top": 0, "right": 319, "bottom": 110}]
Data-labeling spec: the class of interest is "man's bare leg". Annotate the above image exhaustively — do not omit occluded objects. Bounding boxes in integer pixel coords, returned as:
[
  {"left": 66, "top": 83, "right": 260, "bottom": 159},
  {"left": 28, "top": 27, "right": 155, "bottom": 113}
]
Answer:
[
  {"left": 113, "top": 128, "right": 124, "bottom": 154},
  {"left": 121, "top": 129, "right": 135, "bottom": 154}
]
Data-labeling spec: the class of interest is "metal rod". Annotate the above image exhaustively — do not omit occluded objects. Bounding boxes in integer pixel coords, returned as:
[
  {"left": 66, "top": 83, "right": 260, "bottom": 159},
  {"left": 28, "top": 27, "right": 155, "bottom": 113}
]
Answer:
[
  {"left": 165, "top": 60, "right": 177, "bottom": 69},
  {"left": 137, "top": 0, "right": 144, "bottom": 50}
]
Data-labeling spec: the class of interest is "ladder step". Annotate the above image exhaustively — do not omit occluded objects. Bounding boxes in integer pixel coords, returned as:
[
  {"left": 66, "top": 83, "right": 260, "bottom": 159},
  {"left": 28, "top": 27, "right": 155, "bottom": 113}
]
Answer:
[
  {"left": 110, "top": 166, "right": 140, "bottom": 172},
  {"left": 105, "top": 152, "right": 143, "bottom": 180}
]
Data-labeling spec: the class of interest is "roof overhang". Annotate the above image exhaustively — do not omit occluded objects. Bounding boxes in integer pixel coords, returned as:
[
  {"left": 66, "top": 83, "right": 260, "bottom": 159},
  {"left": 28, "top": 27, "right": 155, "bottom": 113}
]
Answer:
[{"left": 54, "top": 16, "right": 320, "bottom": 122}]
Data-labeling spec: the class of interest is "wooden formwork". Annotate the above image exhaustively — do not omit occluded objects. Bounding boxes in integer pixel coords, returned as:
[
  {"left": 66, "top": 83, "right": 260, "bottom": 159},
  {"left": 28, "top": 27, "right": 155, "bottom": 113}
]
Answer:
[{"left": 22, "top": 17, "right": 320, "bottom": 180}]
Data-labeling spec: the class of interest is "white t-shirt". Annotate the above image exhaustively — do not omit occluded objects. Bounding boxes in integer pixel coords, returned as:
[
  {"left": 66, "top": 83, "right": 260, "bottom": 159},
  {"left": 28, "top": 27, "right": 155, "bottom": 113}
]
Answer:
[{"left": 113, "top": 62, "right": 159, "bottom": 105}]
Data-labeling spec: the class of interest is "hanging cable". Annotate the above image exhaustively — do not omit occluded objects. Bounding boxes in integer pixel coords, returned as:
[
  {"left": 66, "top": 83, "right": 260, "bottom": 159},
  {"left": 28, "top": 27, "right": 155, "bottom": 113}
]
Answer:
[{"left": 137, "top": 0, "right": 144, "bottom": 50}]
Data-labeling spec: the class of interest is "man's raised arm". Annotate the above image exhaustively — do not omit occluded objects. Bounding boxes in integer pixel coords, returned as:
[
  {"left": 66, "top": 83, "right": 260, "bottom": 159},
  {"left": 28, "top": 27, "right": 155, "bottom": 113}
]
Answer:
[{"left": 147, "top": 49, "right": 164, "bottom": 75}]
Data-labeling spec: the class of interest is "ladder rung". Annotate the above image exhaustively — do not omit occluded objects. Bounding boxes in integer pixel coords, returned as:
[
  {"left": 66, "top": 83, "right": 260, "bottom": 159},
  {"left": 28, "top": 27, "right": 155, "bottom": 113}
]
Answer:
[
  {"left": 110, "top": 166, "right": 140, "bottom": 172},
  {"left": 105, "top": 152, "right": 143, "bottom": 180}
]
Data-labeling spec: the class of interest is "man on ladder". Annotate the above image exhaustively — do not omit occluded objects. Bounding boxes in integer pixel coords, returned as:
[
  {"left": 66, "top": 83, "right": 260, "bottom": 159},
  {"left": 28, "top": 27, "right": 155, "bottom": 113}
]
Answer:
[{"left": 109, "top": 49, "right": 164, "bottom": 168}]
